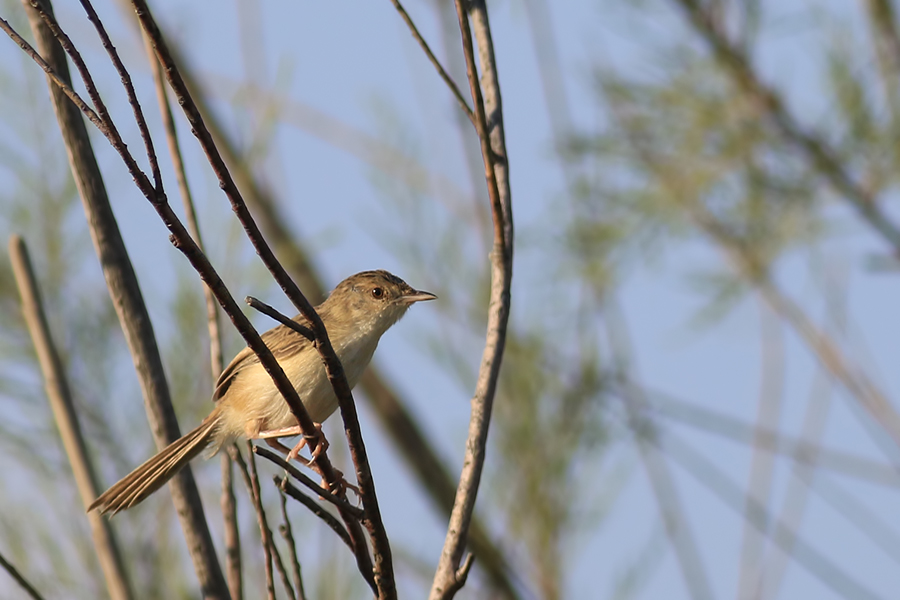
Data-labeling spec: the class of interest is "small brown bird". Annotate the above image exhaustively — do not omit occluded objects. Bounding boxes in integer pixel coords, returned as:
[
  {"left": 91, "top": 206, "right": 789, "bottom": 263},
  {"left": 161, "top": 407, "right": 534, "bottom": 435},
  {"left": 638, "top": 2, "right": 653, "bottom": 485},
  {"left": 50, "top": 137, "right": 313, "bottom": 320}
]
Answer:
[{"left": 89, "top": 270, "right": 436, "bottom": 515}]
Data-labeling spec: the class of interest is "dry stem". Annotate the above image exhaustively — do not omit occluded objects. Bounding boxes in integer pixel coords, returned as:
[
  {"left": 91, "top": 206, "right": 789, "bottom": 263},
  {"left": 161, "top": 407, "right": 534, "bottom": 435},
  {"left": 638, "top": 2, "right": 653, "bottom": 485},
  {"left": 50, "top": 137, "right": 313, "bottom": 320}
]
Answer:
[
  {"left": 9, "top": 236, "right": 134, "bottom": 600},
  {"left": 430, "top": 1, "right": 514, "bottom": 598}
]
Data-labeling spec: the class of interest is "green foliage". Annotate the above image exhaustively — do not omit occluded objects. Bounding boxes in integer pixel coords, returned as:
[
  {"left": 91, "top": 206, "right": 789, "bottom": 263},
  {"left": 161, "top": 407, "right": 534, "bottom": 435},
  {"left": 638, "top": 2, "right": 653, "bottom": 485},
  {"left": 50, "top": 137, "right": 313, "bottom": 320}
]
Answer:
[{"left": 565, "top": 57, "right": 830, "bottom": 325}]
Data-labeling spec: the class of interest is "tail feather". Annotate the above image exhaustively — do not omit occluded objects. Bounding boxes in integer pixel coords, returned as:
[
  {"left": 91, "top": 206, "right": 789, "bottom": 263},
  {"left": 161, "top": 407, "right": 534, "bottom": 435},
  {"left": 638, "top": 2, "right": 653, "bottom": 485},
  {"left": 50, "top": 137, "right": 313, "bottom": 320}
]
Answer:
[{"left": 89, "top": 416, "right": 220, "bottom": 515}]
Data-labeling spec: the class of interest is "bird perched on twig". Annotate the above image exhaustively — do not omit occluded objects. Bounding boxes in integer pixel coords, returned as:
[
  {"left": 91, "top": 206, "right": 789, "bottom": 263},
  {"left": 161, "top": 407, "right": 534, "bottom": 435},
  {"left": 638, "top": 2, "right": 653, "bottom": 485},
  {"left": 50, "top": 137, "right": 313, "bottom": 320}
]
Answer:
[{"left": 89, "top": 270, "right": 436, "bottom": 515}]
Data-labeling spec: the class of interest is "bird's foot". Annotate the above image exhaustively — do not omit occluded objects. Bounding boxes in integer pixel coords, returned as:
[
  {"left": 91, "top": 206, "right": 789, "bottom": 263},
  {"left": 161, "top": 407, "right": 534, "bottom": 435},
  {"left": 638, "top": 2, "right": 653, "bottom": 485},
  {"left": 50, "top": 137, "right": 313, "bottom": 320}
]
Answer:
[
  {"left": 325, "top": 468, "right": 361, "bottom": 502},
  {"left": 257, "top": 422, "right": 327, "bottom": 465},
  {"left": 289, "top": 423, "right": 328, "bottom": 465}
]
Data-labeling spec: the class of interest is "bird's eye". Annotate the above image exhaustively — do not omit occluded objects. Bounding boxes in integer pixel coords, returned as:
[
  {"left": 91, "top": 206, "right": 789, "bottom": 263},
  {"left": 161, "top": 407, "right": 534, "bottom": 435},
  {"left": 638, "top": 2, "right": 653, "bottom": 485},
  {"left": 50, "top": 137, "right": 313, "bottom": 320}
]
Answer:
[{"left": 371, "top": 287, "right": 384, "bottom": 299}]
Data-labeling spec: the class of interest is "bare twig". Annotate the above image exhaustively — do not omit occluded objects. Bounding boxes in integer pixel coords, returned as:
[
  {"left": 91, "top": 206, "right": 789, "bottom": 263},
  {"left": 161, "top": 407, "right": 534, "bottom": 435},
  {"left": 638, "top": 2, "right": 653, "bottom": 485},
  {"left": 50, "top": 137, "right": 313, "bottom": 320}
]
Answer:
[
  {"left": 430, "top": 1, "right": 514, "bottom": 598},
  {"left": 248, "top": 445, "right": 296, "bottom": 600},
  {"left": 0, "top": 550, "right": 45, "bottom": 600},
  {"left": 0, "top": 17, "right": 101, "bottom": 127},
  {"left": 129, "top": 3, "right": 392, "bottom": 592},
  {"left": 16, "top": 2, "right": 228, "bottom": 595},
  {"left": 220, "top": 451, "right": 242, "bottom": 600},
  {"left": 232, "top": 447, "right": 274, "bottom": 600},
  {"left": 246, "top": 296, "right": 314, "bottom": 342},
  {"left": 432, "top": 0, "right": 491, "bottom": 246},
  {"left": 387, "top": 0, "right": 475, "bottom": 125},
  {"left": 277, "top": 479, "right": 307, "bottom": 600},
  {"left": 9, "top": 236, "right": 134, "bottom": 600},
  {"left": 254, "top": 446, "right": 364, "bottom": 518},
  {"left": 76, "top": 0, "right": 162, "bottom": 191},
  {"left": 280, "top": 479, "right": 354, "bottom": 550},
  {"left": 232, "top": 445, "right": 287, "bottom": 600},
  {"left": 141, "top": 23, "right": 223, "bottom": 381}
]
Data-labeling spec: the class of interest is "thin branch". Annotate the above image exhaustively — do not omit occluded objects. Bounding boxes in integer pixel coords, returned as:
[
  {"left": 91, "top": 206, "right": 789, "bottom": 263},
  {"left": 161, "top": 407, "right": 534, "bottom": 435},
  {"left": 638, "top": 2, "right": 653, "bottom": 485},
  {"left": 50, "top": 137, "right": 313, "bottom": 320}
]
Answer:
[
  {"left": 432, "top": 0, "right": 491, "bottom": 247},
  {"left": 140, "top": 22, "right": 223, "bottom": 381},
  {"left": 27, "top": 0, "right": 147, "bottom": 187},
  {"left": 129, "top": 3, "right": 391, "bottom": 592},
  {"left": 249, "top": 445, "right": 296, "bottom": 600},
  {"left": 77, "top": 0, "right": 162, "bottom": 191},
  {"left": 254, "top": 446, "right": 364, "bottom": 518},
  {"left": 0, "top": 550, "right": 45, "bottom": 600},
  {"left": 220, "top": 450, "right": 242, "bottom": 600},
  {"left": 277, "top": 479, "right": 307, "bottom": 600},
  {"left": 0, "top": 16, "right": 102, "bottom": 127},
  {"left": 246, "top": 296, "right": 314, "bottom": 342},
  {"left": 232, "top": 446, "right": 283, "bottom": 600},
  {"left": 280, "top": 478, "right": 354, "bottom": 550},
  {"left": 16, "top": 1, "right": 228, "bottom": 595},
  {"left": 430, "top": 1, "right": 514, "bottom": 598},
  {"left": 387, "top": 0, "right": 475, "bottom": 125},
  {"left": 9, "top": 236, "right": 134, "bottom": 600}
]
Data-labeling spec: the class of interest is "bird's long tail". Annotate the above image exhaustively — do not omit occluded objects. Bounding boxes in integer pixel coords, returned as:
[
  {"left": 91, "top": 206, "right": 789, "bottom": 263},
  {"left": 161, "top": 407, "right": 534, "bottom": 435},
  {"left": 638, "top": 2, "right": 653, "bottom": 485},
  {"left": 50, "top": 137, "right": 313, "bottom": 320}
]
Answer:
[{"left": 89, "top": 412, "right": 221, "bottom": 515}]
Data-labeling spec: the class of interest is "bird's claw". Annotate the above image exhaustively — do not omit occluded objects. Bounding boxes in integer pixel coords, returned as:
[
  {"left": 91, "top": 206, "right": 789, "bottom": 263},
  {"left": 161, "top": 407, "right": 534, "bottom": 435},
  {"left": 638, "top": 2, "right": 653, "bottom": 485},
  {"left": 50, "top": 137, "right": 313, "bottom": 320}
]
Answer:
[
  {"left": 325, "top": 468, "right": 361, "bottom": 502},
  {"left": 285, "top": 423, "right": 328, "bottom": 465}
]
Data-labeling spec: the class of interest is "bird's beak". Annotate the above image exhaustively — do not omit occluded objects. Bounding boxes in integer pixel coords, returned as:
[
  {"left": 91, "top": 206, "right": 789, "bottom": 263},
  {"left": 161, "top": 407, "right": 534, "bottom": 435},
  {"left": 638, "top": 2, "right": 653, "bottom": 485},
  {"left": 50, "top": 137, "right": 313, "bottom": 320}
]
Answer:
[{"left": 400, "top": 289, "right": 438, "bottom": 305}]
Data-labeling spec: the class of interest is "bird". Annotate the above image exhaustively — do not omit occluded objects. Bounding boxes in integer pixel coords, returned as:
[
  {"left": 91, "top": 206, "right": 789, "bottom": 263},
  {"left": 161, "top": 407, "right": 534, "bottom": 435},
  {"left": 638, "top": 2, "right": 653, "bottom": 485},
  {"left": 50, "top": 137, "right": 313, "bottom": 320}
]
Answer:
[{"left": 89, "top": 270, "right": 436, "bottom": 515}]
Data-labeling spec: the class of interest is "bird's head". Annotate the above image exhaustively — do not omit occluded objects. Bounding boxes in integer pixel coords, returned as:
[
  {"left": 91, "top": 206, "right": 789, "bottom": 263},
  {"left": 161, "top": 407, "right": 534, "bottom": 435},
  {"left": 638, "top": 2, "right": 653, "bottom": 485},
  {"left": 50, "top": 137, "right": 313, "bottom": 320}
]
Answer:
[{"left": 320, "top": 270, "right": 437, "bottom": 339}]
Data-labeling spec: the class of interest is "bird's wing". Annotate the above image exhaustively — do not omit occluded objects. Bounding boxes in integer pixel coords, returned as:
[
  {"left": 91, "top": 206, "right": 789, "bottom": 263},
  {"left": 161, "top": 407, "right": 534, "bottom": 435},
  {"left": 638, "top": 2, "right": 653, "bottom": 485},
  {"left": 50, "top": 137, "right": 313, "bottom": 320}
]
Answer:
[{"left": 212, "top": 315, "right": 315, "bottom": 402}]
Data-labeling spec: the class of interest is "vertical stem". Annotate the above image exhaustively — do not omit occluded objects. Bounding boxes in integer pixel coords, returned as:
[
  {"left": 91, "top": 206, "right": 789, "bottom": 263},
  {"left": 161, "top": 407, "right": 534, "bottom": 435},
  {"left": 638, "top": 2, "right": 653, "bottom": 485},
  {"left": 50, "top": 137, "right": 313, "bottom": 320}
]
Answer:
[
  {"left": 430, "top": 1, "right": 514, "bottom": 598},
  {"left": 232, "top": 446, "right": 276, "bottom": 600},
  {"left": 278, "top": 479, "right": 307, "bottom": 600},
  {"left": 9, "top": 235, "right": 134, "bottom": 600}
]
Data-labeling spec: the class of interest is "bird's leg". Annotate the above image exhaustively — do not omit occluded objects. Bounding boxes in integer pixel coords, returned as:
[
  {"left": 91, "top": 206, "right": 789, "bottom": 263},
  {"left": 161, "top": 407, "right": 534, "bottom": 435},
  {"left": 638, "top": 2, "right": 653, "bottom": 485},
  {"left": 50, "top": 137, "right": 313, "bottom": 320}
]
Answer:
[
  {"left": 289, "top": 423, "right": 329, "bottom": 464},
  {"left": 257, "top": 423, "right": 328, "bottom": 465},
  {"left": 257, "top": 424, "right": 357, "bottom": 501},
  {"left": 300, "top": 423, "right": 329, "bottom": 463},
  {"left": 263, "top": 437, "right": 293, "bottom": 455}
]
